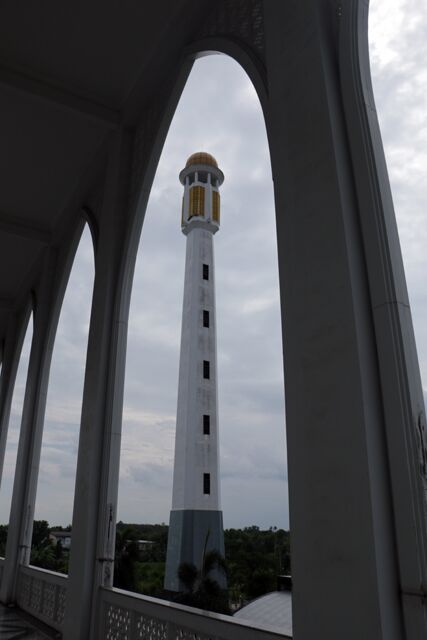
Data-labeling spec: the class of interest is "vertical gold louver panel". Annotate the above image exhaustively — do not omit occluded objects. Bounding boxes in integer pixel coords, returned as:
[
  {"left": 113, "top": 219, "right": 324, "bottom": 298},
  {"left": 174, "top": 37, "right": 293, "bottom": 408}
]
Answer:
[
  {"left": 189, "top": 186, "right": 205, "bottom": 217},
  {"left": 212, "top": 191, "right": 220, "bottom": 223}
]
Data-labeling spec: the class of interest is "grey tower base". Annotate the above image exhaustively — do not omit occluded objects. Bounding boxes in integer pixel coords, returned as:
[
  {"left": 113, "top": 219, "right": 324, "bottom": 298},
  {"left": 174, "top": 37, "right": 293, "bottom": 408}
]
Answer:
[{"left": 164, "top": 509, "right": 225, "bottom": 592}]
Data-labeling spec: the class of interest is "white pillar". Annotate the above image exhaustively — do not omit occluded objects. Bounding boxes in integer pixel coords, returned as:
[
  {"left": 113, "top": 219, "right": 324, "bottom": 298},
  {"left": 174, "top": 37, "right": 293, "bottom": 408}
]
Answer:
[
  {"left": 171, "top": 228, "right": 221, "bottom": 513},
  {"left": 0, "top": 308, "right": 32, "bottom": 501},
  {"left": 339, "top": 3, "right": 427, "bottom": 636},
  {"left": 0, "top": 249, "right": 62, "bottom": 602},
  {"left": 63, "top": 130, "right": 132, "bottom": 640},
  {"left": 263, "top": 1, "right": 426, "bottom": 637}
]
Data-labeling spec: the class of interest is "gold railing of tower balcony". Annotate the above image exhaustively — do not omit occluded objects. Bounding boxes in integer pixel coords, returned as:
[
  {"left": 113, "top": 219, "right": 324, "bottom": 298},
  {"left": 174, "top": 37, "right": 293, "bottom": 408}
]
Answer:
[
  {"left": 189, "top": 185, "right": 205, "bottom": 218},
  {"left": 212, "top": 190, "right": 220, "bottom": 223}
]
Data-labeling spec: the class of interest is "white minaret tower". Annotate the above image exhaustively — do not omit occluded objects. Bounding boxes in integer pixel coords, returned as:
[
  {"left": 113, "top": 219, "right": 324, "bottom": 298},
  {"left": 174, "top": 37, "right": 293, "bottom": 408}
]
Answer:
[{"left": 164, "top": 152, "right": 225, "bottom": 592}]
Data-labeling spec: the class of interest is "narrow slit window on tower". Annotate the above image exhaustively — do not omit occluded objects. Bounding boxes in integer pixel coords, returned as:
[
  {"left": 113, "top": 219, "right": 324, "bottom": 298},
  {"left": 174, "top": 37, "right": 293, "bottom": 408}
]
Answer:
[
  {"left": 203, "top": 414, "right": 210, "bottom": 435},
  {"left": 203, "top": 473, "right": 211, "bottom": 495},
  {"left": 203, "top": 264, "right": 209, "bottom": 280},
  {"left": 203, "top": 360, "right": 210, "bottom": 379},
  {"left": 203, "top": 310, "right": 209, "bottom": 328}
]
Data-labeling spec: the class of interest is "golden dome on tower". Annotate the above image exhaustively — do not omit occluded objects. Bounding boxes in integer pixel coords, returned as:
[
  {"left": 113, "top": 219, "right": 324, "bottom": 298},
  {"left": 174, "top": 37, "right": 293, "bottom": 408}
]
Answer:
[{"left": 185, "top": 152, "right": 218, "bottom": 168}]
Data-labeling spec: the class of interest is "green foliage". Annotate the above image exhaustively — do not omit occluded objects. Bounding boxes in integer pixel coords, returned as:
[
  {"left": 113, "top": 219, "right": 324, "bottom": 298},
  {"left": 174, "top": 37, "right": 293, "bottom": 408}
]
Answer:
[
  {"left": 20, "top": 520, "right": 291, "bottom": 609},
  {"left": 114, "top": 527, "right": 140, "bottom": 591},
  {"left": 116, "top": 522, "right": 168, "bottom": 563},
  {"left": 135, "top": 562, "right": 165, "bottom": 596},
  {"left": 224, "top": 526, "right": 290, "bottom": 604},
  {"left": 176, "top": 580, "right": 230, "bottom": 614},
  {"left": 203, "top": 549, "right": 227, "bottom": 579},
  {"left": 112, "top": 522, "right": 291, "bottom": 607},
  {"left": 114, "top": 523, "right": 168, "bottom": 596},
  {"left": 32, "top": 520, "right": 50, "bottom": 548},
  {"left": 178, "top": 561, "right": 198, "bottom": 592},
  {"left": 29, "top": 520, "right": 69, "bottom": 574},
  {"left": 175, "top": 534, "right": 230, "bottom": 615},
  {"left": 30, "top": 544, "right": 56, "bottom": 571}
]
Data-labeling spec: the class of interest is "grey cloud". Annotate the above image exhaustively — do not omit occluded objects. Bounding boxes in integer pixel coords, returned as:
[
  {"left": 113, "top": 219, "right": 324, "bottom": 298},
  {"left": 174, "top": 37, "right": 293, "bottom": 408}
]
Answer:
[{"left": 128, "top": 462, "right": 173, "bottom": 489}]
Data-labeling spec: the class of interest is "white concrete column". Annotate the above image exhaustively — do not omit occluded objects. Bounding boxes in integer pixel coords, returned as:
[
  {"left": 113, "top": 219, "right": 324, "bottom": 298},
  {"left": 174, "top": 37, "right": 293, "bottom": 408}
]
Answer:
[
  {"left": 0, "top": 249, "right": 62, "bottom": 602},
  {"left": 0, "top": 308, "right": 32, "bottom": 500},
  {"left": 170, "top": 228, "right": 221, "bottom": 513},
  {"left": 339, "top": 3, "right": 427, "bottom": 636},
  {"left": 262, "top": 1, "right": 424, "bottom": 638},
  {"left": 63, "top": 130, "right": 133, "bottom": 640}
]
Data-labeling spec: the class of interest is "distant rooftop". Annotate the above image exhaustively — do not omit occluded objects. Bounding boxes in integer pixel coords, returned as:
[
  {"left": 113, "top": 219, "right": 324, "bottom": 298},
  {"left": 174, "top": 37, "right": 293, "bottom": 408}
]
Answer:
[{"left": 234, "top": 591, "right": 292, "bottom": 636}]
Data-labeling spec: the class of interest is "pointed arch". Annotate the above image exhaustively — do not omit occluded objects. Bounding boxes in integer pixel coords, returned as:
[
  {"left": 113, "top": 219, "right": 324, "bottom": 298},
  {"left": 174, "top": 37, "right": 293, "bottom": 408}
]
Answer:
[
  {"left": 31, "top": 225, "right": 95, "bottom": 550},
  {"left": 118, "top": 52, "right": 287, "bottom": 601},
  {"left": 0, "top": 307, "right": 33, "bottom": 538}
]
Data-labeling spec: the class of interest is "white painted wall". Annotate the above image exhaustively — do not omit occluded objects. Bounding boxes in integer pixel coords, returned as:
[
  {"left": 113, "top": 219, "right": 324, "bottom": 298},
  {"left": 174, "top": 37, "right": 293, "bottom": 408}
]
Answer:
[{"left": 171, "top": 220, "right": 221, "bottom": 511}]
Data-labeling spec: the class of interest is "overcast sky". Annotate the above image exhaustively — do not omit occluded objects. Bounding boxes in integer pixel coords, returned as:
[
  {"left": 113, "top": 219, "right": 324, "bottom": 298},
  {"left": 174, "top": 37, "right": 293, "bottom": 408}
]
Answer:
[{"left": 0, "top": 0, "right": 426, "bottom": 532}]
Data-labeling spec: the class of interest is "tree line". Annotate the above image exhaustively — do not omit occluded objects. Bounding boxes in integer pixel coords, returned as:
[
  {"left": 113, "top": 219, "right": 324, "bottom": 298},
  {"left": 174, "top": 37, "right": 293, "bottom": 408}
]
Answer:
[{"left": 0, "top": 520, "right": 290, "bottom": 612}]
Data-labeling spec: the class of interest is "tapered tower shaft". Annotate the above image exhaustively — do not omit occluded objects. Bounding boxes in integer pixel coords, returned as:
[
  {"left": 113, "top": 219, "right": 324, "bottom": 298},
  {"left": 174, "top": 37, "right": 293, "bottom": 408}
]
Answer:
[{"left": 164, "top": 153, "right": 225, "bottom": 592}]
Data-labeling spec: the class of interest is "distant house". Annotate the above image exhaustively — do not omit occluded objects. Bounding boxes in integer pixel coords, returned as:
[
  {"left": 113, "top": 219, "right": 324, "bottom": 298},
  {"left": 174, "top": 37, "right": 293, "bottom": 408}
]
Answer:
[
  {"left": 135, "top": 540, "right": 156, "bottom": 553},
  {"left": 50, "top": 531, "right": 71, "bottom": 551}
]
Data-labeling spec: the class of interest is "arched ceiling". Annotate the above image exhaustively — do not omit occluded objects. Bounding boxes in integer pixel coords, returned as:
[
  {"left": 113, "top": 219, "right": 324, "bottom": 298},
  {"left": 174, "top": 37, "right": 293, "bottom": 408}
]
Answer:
[{"left": 0, "top": 1, "right": 211, "bottom": 341}]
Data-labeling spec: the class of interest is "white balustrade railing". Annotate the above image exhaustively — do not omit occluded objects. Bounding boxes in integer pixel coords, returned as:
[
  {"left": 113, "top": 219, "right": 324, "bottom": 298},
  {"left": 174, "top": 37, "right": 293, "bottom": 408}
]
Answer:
[
  {"left": 16, "top": 564, "right": 67, "bottom": 632},
  {"left": 10, "top": 567, "right": 290, "bottom": 639},
  {"left": 99, "top": 587, "right": 291, "bottom": 640}
]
